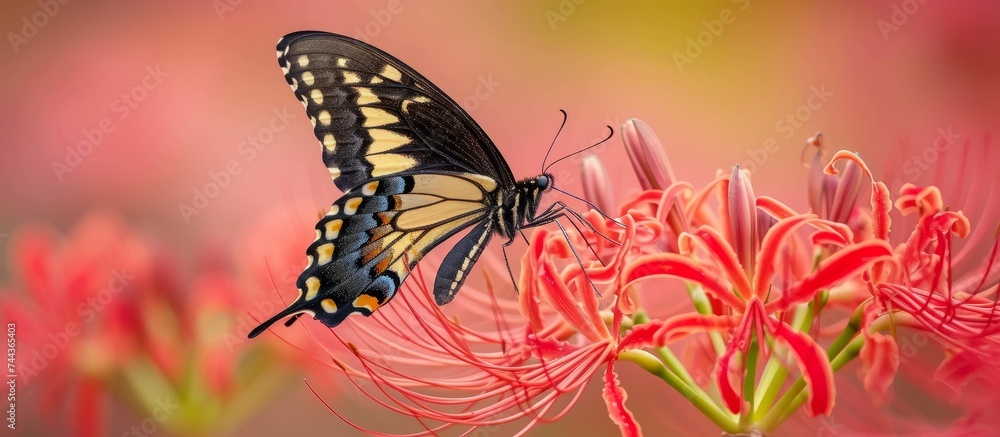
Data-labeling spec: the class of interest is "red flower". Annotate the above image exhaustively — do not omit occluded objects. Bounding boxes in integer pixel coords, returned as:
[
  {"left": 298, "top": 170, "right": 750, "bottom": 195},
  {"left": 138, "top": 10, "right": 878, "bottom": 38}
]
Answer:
[
  {"left": 283, "top": 212, "right": 646, "bottom": 436},
  {"left": 623, "top": 166, "right": 893, "bottom": 418},
  {"left": 825, "top": 147, "right": 1000, "bottom": 405},
  {"left": 1, "top": 211, "right": 301, "bottom": 435},
  {"left": 1, "top": 212, "right": 154, "bottom": 436}
]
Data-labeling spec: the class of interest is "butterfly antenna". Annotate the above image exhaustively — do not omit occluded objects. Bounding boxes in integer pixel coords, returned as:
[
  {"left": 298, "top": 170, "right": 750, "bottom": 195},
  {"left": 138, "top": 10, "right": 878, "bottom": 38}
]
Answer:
[
  {"left": 543, "top": 125, "right": 614, "bottom": 174},
  {"left": 541, "top": 109, "right": 569, "bottom": 172}
]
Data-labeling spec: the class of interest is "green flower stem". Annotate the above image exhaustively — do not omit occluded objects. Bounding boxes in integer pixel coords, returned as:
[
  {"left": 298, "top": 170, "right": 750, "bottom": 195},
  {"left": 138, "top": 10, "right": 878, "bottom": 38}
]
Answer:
[
  {"left": 740, "top": 339, "right": 759, "bottom": 428},
  {"left": 216, "top": 352, "right": 292, "bottom": 432},
  {"left": 687, "top": 284, "right": 726, "bottom": 356},
  {"left": 630, "top": 310, "right": 724, "bottom": 414},
  {"left": 120, "top": 357, "right": 181, "bottom": 427},
  {"left": 754, "top": 291, "right": 830, "bottom": 420},
  {"left": 753, "top": 300, "right": 815, "bottom": 418},
  {"left": 825, "top": 303, "right": 865, "bottom": 359},
  {"left": 620, "top": 349, "right": 739, "bottom": 434},
  {"left": 655, "top": 346, "right": 717, "bottom": 405},
  {"left": 753, "top": 360, "right": 787, "bottom": 421},
  {"left": 755, "top": 304, "right": 866, "bottom": 432},
  {"left": 765, "top": 335, "right": 865, "bottom": 431}
]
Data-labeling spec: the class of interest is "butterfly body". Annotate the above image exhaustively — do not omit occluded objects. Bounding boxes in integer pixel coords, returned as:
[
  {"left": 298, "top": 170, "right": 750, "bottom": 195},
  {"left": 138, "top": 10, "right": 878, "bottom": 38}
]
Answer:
[{"left": 248, "top": 32, "right": 556, "bottom": 339}]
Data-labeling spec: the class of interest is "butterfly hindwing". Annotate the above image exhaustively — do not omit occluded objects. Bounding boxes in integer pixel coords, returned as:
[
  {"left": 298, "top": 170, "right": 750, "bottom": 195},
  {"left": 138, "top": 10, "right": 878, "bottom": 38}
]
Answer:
[
  {"left": 276, "top": 31, "right": 516, "bottom": 192},
  {"left": 247, "top": 173, "right": 499, "bottom": 338}
]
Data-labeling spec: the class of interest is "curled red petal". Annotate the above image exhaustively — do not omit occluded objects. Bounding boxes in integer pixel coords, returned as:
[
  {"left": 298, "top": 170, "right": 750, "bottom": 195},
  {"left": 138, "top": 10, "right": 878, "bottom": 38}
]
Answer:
[
  {"left": 859, "top": 332, "right": 899, "bottom": 405},
  {"left": 603, "top": 359, "right": 643, "bottom": 437},
  {"left": 810, "top": 229, "right": 850, "bottom": 247},
  {"left": 716, "top": 335, "right": 744, "bottom": 414},
  {"left": 538, "top": 249, "right": 610, "bottom": 343},
  {"left": 934, "top": 350, "right": 990, "bottom": 400},
  {"left": 623, "top": 253, "right": 745, "bottom": 309},
  {"left": 754, "top": 214, "right": 851, "bottom": 300},
  {"left": 756, "top": 195, "right": 799, "bottom": 220},
  {"left": 654, "top": 313, "right": 741, "bottom": 346},
  {"left": 684, "top": 226, "right": 753, "bottom": 301},
  {"left": 617, "top": 322, "right": 663, "bottom": 351},
  {"left": 767, "top": 240, "right": 895, "bottom": 312},
  {"left": 767, "top": 320, "right": 835, "bottom": 416},
  {"left": 518, "top": 230, "right": 546, "bottom": 333}
]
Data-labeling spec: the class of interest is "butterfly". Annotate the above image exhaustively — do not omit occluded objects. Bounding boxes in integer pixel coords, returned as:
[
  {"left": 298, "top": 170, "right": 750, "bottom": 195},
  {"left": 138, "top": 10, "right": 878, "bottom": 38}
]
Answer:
[{"left": 248, "top": 31, "right": 575, "bottom": 339}]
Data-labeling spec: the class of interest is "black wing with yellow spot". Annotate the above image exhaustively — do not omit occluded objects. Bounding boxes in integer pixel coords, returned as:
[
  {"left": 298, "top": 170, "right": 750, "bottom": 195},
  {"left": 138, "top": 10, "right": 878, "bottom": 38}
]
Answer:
[
  {"left": 247, "top": 172, "right": 497, "bottom": 338},
  {"left": 248, "top": 31, "right": 541, "bottom": 339},
  {"left": 274, "top": 31, "right": 516, "bottom": 192}
]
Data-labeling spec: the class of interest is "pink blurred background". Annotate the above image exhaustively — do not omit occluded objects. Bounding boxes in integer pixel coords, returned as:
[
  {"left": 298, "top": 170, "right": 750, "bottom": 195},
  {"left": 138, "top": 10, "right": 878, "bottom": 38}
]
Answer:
[{"left": 2, "top": 1, "right": 998, "bottom": 435}]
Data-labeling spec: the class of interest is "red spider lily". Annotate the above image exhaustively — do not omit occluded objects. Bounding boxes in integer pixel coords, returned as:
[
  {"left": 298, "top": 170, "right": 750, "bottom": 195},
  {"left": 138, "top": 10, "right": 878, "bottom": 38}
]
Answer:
[
  {"left": 828, "top": 149, "right": 1000, "bottom": 401},
  {"left": 0, "top": 212, "right": 148, "bottom": 436},
  {"left": 281, "top": 212, "right": 648, "bottom": 436},
  {"left": 0, "top": 212, "right": 299, "bottom": 436},
  {"left": 620, "top": 166, "right": 894, "bottom": 420}
]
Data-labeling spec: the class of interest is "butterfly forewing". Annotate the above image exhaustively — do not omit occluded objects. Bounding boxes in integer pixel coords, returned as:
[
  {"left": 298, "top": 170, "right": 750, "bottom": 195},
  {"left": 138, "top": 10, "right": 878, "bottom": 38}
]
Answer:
[{"left": 276, "top": 31, "right": 515, "bottom": 192}]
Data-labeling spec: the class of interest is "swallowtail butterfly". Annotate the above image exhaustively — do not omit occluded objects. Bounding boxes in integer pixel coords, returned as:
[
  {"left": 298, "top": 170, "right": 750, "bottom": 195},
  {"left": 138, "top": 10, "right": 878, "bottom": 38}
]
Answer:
[{"left": 249, "top": 31, "right": 570, "bottom": 338}]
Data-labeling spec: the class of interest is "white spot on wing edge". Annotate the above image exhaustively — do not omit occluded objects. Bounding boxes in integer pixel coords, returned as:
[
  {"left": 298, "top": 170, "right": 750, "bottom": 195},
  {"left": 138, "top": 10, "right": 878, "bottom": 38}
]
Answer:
[
  {"left": 344, "top": 197, "right": 362, "bottom": 215},
  {"left": 305, "top": 276, "right": 321, "bottom": 301},
  {"left": 316, "top": 243, "right": 335, "bottom": 265},
  {"left": 322, "top": 133, "right": 336, "bottom": 152},
  {"left": 310, "top": 88, "right": 324, "bottom": 105}
]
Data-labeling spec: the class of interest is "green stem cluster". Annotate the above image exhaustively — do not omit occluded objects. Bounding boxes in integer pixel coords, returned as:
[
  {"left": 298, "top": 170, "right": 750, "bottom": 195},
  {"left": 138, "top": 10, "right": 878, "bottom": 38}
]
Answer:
[{"left": 624, "top": 286, "right": 872, "bottom": 434}]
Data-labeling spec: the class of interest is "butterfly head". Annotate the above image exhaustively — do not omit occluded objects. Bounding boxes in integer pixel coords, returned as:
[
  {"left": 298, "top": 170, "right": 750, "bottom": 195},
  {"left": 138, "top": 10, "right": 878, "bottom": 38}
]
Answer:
[
  {"left": 531, "top": 173, "right": 555, "bottom": 206},
  {"left": 536, "top": 173, "right": 553, "bottom": 192},
  {"left": 519, "top": 173, "right": 554, "bottom": 221}
]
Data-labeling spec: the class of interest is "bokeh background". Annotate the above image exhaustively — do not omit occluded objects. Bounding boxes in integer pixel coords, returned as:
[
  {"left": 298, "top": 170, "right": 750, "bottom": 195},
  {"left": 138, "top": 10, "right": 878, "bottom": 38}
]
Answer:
[{"left": 2, "top": 1, "right": 998, "bottom": 436}]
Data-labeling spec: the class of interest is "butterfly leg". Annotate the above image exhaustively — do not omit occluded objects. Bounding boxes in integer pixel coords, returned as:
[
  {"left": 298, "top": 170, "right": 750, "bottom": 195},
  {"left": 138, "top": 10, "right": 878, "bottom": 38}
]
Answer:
[
  {"left": 523, "top": 211, "right": 603, "bottom": 297},
  {"left": 532, "top": 202, "right": 608, "bottom": 265},
  {"left": 545, "top": 201, "right": 619, "bottom": 246},
  {"left": 501, "top": 237, "right": 519, "bottom": 293}
]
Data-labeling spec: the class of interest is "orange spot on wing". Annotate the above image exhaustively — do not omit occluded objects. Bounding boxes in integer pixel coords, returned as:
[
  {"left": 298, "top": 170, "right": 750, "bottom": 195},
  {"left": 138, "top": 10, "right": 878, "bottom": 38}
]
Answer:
[
  {"left": 354, "top": 294, "right": 381, "bottom": 312},
  {"left": 377, "top": 212, "right": 394, "bottom": 225},
  {"left": 375, "top": 256, "right": 391, "bottom": 273}
]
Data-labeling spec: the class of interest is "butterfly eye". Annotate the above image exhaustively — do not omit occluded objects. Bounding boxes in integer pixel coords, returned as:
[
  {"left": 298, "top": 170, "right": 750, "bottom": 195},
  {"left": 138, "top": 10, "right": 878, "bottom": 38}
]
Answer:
[{"left": 537, "top": 175, "right": 549, "bottom": 189}]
